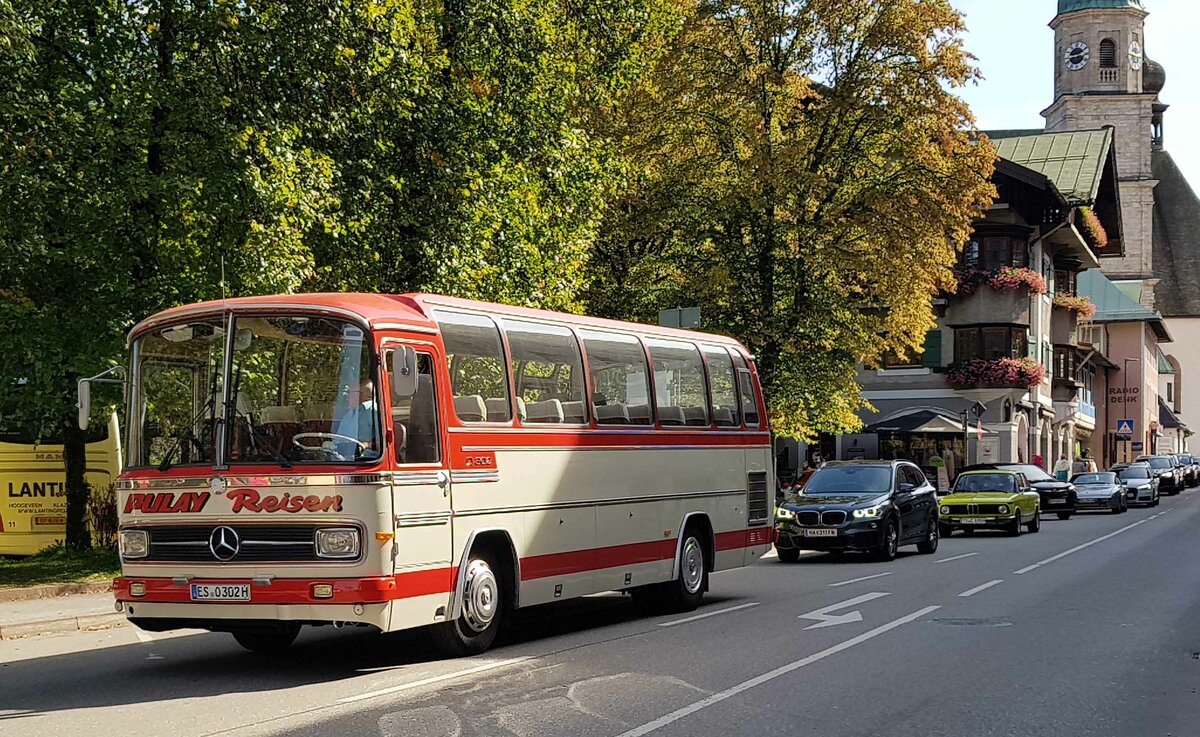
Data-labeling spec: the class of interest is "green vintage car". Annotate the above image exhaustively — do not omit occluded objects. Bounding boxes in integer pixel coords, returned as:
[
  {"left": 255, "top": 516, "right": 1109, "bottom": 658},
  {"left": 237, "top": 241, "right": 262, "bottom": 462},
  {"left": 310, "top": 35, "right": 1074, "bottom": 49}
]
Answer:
[{"left": 939, "top": 470, "right": 1041, "bottom": 537}]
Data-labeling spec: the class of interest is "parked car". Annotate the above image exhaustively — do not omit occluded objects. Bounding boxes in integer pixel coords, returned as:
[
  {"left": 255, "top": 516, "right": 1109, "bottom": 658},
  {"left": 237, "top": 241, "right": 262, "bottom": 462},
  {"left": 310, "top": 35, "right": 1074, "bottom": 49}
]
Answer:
[
  {"left": 774, "top": 460, "right": 939, "bottom": 562},
  {"left": 960, "top": 463, "right": 1076, "bottom": 519},
  {"left": 1112, "top": 462, "right": 1160, "bottom": 506},
  {"left": 1070, "top": 472, "right": 1127, "bottom": 513},
  {"left": 1173, "top": 454, "right": 1198, "bottom": 488},
  {"left": 1135, "top": 455, "right": 1182, "bottom": 494},
  {"left": 938, "top": 470, "right": 1040, "bottom": 536}
]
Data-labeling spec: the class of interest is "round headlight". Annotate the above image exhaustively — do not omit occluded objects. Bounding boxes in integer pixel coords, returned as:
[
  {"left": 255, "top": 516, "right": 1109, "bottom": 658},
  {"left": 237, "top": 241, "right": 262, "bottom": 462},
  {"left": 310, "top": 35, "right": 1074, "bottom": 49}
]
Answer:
[
  {"left": 940, "top": 506, "right": 950, "bottom": 515},
  {"left": 998, "top": 505, "right": 1009, "bottom": 514}
]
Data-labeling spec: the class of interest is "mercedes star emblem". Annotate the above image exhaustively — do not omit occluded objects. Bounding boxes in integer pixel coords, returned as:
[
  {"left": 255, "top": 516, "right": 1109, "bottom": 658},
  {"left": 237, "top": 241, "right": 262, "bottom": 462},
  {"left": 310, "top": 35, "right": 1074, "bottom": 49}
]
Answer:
[{"left": 208, "top": 526, "right": 240, "bottom": 561}]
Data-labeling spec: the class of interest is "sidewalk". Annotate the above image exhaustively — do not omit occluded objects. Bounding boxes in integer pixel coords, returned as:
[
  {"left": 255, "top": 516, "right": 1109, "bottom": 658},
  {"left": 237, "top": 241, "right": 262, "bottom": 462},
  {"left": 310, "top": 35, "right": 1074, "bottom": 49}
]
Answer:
[{"left": 0, "top": 589, "right": 125, "bottom": 640}]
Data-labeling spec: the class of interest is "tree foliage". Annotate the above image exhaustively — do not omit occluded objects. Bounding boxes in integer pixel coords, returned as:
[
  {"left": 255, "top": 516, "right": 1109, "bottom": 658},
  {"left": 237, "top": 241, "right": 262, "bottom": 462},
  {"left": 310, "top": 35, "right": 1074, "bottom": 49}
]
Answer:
[
  {"left": 0, "top": 0, "right": 680, "bottom": 547},
  {"left": 590, "top": 0, "right": 997, "bottom": 439}
]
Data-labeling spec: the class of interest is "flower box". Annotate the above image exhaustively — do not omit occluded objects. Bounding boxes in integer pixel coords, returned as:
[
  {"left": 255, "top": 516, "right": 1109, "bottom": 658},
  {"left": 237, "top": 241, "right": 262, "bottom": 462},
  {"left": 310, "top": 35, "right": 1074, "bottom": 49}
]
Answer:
[{"left": 947, "top": 358, "right": 1046, "bottom": 390}]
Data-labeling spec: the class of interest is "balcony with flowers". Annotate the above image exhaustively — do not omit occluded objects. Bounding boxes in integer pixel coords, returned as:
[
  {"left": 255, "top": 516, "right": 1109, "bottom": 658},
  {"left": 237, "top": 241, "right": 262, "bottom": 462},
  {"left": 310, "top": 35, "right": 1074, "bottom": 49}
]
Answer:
[
  {"left": 1050, "top": 269, "right": 1096, "bottom": 347},
  {"left": 947, "top": 357, "right": 1046, "bottom": 391},
  {"left": 944, "top": 235, "right": 1043, "bottom": 328}
]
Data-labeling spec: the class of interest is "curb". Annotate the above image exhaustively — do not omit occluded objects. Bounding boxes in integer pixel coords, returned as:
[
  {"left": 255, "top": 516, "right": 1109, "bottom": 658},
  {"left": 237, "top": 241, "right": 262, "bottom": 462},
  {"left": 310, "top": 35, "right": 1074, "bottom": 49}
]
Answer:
[
  {"left": 0, "top": 612, "right": 127, "bottom": 640},
  {"left": 0, "top": 581, "right": 114, "bottom": 602}
]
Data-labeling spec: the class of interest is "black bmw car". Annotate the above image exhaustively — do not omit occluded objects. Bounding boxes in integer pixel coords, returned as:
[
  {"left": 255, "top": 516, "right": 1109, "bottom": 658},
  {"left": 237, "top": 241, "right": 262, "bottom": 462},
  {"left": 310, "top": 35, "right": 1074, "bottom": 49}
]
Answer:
[
  {"left": 960, "top": 463, "right": 1077, "bottom": 519},
  {"left": 774, "top": 461, "right": 939, "bottom": 563}
]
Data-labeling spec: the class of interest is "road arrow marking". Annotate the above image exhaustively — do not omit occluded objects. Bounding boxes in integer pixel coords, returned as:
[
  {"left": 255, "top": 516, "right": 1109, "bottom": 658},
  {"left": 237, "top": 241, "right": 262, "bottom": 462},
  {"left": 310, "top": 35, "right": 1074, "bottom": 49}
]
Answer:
[{"left": 799, "top": 592, "right": 890, "bottom": 630}]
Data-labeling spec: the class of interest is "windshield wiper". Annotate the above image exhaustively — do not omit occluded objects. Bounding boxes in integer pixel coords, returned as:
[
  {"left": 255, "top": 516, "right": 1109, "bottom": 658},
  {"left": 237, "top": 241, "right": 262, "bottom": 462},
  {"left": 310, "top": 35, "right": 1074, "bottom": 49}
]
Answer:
[{"left": 158, "top": 397, "right": 215, "bottom": 472}]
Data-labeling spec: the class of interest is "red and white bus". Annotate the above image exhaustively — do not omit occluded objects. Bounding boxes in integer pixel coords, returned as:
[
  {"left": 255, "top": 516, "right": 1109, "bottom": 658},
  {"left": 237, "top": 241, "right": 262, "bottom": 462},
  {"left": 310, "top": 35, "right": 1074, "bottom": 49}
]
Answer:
[{"left": 91, "top": 294, "right": 773, "bottom": 654}]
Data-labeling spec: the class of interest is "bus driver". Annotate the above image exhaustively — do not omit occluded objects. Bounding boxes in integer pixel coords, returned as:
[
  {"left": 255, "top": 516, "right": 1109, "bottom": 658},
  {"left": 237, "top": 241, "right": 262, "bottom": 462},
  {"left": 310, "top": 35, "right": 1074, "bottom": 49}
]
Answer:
[{"left": 334, "top": 376, "right": 378, "bottom": 460}]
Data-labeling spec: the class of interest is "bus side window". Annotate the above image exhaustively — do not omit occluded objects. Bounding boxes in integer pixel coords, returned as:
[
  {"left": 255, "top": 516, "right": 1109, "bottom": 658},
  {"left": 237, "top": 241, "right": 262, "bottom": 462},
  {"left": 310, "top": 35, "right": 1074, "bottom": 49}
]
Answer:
[
  {"left": 645, "top": 339, "right": 709, "bottom": 428},
  {"left": 730, "top": 352, "right": 760, "bottom": 428},
  {"left": 580, "top": 330, "right": 652, "bottom": 426},
  {"left": 702, "top": 346, "right": 739, "bottom": 428},
  {"left": 506, "top": 320, "right": 587, "bottom": 425},
  {"left": 434, "top": 310, "right": 512, "bottom": 424},
  {"left": 386, "top": 350, "right": 440, "bottom": 464}
]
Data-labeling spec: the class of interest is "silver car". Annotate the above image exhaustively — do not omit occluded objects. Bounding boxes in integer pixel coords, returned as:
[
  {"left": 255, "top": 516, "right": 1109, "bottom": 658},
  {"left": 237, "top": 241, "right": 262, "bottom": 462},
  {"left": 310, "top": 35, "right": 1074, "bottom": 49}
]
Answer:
[
  {"left": 1070, "top": 472, "right": 1127, "bottom": 513},
  {"left": 1114, "top": 463, "right": 1160, "bottom": 507}
]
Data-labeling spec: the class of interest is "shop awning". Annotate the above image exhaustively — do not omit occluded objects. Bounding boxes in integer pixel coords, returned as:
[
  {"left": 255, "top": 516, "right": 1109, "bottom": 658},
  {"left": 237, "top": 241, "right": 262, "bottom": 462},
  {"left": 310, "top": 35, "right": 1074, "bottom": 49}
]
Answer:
[{"left": 867, "top": 410, "right": 969, "bottom": 435}]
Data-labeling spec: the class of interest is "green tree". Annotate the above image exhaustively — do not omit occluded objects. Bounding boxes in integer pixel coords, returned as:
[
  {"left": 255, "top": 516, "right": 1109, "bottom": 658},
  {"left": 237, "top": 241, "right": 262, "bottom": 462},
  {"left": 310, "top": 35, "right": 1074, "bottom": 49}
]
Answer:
[
  {"left": 0, "top": 0, "right": 682, "bottom": 547},
  {"left": 591, "top": 0, "right": 996, "bottom": 439}
]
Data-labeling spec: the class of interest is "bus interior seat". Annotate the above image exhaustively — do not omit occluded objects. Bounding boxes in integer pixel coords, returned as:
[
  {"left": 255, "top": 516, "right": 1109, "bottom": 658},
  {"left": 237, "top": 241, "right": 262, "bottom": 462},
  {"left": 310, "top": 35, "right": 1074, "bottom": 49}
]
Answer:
[
  {"left": 628, "top": 404, "right": 652, "bottom": 425},
  {"left": 683, "top": 407, "right": 710, "bottom": 426},
  {"left": 657, "top": 406, "right": 686, "bottom": 426},
  {"left": 485, "top": 398, "right": 511, "bottom": 423},
  {"left": 561, "top": 400, "right": 586, "bottom": 424},
  {"left": 595, "top": 404, "right": 630, "bottom": 424},
  {"left": 259, "top": 405, "right": 302, "bottom": 448},
  {"left": 404, "top": 375, "right": 437, "bottom": 463},
  {"left": 711, "top": 407, "right": 736, "bottom": 427},
  {"left": 453, "top": 395, "right": 487, "bottom": 423},
  {"left": 301, "top": 402, "right": 334, "bottom": 433},
  {"left": 526, "top": 399, "right": 564, "bottom": 424}
]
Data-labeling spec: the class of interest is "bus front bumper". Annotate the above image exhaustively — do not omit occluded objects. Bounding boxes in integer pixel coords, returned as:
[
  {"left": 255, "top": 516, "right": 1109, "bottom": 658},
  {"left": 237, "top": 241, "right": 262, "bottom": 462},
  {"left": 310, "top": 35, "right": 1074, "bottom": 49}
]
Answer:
[{"left": 114, "top": 576, "right": 401, "bottom": 632}]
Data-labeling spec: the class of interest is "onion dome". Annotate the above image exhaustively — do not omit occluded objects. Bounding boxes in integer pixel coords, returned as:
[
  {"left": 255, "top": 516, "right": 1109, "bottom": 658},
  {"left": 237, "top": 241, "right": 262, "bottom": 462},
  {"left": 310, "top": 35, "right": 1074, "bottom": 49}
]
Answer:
[{"left": 1143, "top": 57, "right": 1166, "bottom": 95}]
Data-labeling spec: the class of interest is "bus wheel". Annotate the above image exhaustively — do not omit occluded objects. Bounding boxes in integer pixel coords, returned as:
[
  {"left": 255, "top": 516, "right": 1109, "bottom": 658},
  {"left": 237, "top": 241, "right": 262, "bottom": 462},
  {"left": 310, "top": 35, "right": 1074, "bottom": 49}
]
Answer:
[
  {"left": 657, "top": 530, "right": 708, "bottom": 614},
  {"left": 231, "top": 624, "right": 300, "bottom": 654},
  {"left": 430, "top": 555, "right": 503, "bottom": 657}
]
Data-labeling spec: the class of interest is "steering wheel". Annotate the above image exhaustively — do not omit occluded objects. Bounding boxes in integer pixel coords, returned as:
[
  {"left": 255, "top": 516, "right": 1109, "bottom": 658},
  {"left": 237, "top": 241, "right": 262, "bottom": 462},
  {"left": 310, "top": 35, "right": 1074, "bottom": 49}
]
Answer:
[{"left": 292, "top": 432, "right": 370, "bottom": 461}]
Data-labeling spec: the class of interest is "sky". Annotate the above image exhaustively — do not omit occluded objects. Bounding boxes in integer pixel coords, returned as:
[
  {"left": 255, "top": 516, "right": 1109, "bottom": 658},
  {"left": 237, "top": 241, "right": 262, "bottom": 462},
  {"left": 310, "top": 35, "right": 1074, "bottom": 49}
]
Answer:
[{"left": 950, "top": 0, "right": 1199, "bottom": 185}]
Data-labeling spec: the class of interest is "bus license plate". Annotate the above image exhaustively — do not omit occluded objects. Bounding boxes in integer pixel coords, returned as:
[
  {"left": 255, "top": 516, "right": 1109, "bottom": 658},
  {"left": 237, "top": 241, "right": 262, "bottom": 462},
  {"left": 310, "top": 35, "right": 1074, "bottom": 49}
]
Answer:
[
  {"left": 190, "top": 583, "right": 251, "bottom": 601},
  {"left": 804, "top": 529, "right": 838, "bottom": 537}
]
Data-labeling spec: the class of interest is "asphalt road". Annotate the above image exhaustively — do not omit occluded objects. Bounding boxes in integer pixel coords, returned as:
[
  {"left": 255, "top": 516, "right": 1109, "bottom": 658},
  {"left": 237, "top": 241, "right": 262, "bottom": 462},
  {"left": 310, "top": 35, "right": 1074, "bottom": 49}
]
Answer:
[{"left": 4, "top": 491, "right": 1200, "bottom": 737}]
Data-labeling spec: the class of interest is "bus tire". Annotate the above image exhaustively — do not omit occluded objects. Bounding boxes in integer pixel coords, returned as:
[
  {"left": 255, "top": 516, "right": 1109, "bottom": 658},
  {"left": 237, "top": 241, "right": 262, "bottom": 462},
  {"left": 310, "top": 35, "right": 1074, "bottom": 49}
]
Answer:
[
  {"left": 656, "top": 528, "right": 708, "bottom": 614},
  {"left": 430, "top": 553, "right": 504, "bottom": 657},
  {"left": 231, "top": 624, "right": 300, "bottom": 654}
]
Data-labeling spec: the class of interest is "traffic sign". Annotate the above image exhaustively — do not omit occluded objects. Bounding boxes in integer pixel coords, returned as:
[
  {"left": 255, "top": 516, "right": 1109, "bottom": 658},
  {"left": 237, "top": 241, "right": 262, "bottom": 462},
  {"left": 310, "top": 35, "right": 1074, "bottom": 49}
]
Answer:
[{"left": 1116, "top": 419, "right": 1135, "bottom": 439}]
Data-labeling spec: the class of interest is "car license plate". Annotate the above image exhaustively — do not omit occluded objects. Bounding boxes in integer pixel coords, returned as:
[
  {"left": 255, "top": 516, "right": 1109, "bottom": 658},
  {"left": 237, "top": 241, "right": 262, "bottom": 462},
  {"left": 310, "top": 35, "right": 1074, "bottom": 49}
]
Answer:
[
  {"left": 960, "top": 519, "right": 988, "bottom": 525},
  {"left": 1047, "top": 498, "right": 1065, "bottom": 504},
  {"left": 190, "top": 583, "right": 250, "bottom": 601},
  {"left": 804, "top": 529, "right": 838, "bottom": 538}
]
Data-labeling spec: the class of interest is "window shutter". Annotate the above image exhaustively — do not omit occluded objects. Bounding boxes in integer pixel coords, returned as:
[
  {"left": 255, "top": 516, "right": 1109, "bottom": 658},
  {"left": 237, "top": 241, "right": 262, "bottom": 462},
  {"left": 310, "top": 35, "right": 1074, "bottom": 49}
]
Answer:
[{"left": 922, "top": 331, "right": 942, "bottom": 368}]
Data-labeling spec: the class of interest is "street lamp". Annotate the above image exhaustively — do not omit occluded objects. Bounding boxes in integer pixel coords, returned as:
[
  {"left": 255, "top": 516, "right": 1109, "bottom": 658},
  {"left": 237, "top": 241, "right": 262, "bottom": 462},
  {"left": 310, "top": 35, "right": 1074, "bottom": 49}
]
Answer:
[{"left": 1122, "top": 357, "right": 1140, "bottom": 462}]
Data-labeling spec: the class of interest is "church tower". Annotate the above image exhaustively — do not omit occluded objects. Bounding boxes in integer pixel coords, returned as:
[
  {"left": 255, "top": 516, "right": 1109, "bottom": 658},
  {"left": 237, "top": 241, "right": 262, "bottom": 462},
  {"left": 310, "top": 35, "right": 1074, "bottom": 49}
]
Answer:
[{"left": 1043, "top": 0, "right": 1161, "bottom": 280}]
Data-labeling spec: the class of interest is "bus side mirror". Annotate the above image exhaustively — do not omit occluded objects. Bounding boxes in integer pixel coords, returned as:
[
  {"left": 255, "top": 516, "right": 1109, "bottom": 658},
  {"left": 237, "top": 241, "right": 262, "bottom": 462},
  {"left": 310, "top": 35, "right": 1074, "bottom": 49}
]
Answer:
[
  {"left": 391, "top": 346, "right": 418, "bottom": 399},
  {"left": 77, "top": 379, "right": 91, "bottom": 431}
]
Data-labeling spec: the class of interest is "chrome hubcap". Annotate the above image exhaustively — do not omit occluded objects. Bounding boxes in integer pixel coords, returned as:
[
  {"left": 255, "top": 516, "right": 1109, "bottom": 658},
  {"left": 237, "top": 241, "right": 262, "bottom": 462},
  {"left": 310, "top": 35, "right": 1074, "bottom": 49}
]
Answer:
[
  {"left": 681, "top": 538, "right": 704, "bottom": 594},
  {"left": 461, "top": 559, "right": 499, "bottom": 633}
]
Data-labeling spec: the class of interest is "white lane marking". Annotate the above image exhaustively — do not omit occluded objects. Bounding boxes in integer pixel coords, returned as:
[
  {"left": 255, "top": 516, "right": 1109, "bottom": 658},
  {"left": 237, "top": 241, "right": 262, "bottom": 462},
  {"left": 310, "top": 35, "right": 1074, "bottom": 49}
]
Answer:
[
  {"left": 1014, "top": 518, "right": 1150, "bottom": 575},
  {"left": 614, "top": 606, "right": 941, "bottom": 737},
  {"left": 828, "top": 572, "right": 893, "bottom": 587},
  {"left": 799, "top": 592, "right": 890, "bottom": 630},
  {"left": 658, "top": 602, "right": 760, "bottom": 627},
  {"left": 337, "top": 656, "right": 534, "bottom": 704},
  {"left": 957, "top": 580, "right": 1004, "bottom": 598},
  {"left": 935, "top": 552, "right": 979, "bottom": 564}
]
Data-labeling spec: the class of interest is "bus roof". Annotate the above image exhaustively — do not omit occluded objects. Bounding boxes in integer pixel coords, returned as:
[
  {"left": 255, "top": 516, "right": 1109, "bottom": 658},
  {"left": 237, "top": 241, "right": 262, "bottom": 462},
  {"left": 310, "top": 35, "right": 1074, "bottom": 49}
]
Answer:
[{"left": 129, "top": 293, "right": 749, "bottom": 351}]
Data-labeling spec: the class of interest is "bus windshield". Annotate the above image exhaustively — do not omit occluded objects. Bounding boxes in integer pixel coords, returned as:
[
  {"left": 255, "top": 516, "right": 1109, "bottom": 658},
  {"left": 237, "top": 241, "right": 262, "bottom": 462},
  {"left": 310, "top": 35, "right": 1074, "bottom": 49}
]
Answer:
[{"left": 131, "top": 314, "right": 380, "bottom": 468}]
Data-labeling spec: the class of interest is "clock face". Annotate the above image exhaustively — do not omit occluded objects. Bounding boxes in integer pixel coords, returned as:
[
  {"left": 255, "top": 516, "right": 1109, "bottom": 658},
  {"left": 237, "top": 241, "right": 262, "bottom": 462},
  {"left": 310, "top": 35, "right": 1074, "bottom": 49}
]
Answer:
[
  {"left": 1065, "top": 41, "right": 1090, "bottom": 71},
  {"left": 1129, "top": 40, "right": 1144, "bottom": 70}
]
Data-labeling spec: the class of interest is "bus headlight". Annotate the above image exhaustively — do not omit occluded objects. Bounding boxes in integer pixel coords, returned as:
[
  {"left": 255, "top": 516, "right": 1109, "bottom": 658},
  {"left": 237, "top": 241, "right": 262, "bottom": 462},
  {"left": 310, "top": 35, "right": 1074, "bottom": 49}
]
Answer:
[
  {"left": 119, "top": 529, "right": 149, "bottom": 559},
  {"left": 315, "top": 528, "right": 361, "bottom": 559}
]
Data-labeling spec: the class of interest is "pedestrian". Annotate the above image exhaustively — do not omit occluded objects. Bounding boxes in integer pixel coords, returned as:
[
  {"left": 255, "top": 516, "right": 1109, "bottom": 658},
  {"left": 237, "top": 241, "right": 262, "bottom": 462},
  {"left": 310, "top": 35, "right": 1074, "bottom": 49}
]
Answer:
[
  {"left": 1032, "top": 453, "right": 1044, "bottom": 470},
  {"left": 1082, "top": 449, "right": 1098, "bottom": 473},
  {"left": 1054, "top": 453, "right": 1071, "bottom": 481},
  {"left": 1072, "top": 454, "right": 1089, "bottom": 476}
]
